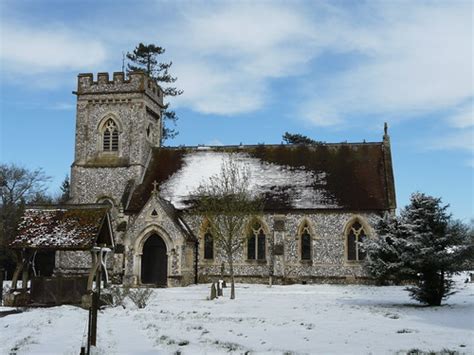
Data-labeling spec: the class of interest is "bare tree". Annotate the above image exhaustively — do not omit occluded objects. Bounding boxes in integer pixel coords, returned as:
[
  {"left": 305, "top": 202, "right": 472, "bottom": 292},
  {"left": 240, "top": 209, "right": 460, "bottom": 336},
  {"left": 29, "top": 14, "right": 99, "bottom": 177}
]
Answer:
[
  {"left": 193, "top": 155, "right": 262, "bottom": 299},
  {"left": 0, "top": 164, "right": 50, "bottom": 275}
]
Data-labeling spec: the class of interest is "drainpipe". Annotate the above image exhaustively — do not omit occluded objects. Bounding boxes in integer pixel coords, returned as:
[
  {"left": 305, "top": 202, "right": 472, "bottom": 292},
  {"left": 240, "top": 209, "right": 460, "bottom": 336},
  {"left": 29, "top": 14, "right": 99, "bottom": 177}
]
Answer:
[{"left": 194, "top": 241, "right": 199, "bottom": 284}]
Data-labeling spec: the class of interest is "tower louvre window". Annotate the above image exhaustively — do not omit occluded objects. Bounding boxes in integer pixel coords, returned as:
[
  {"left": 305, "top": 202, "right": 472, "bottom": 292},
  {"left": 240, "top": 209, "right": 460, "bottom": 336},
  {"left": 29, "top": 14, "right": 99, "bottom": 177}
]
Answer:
[{"left": 103, "top": 119, "right": 119, "bottom": 152}]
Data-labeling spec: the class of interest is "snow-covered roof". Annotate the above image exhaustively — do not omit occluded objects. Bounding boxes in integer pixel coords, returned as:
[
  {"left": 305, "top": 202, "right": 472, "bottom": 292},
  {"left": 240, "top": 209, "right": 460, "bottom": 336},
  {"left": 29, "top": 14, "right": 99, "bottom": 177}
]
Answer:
[
  {"left": 127, "top": 143, "right": 396, "bottom": 212},
  {"left": 11, "top": 205, "right": 113, "bottom": 250}
]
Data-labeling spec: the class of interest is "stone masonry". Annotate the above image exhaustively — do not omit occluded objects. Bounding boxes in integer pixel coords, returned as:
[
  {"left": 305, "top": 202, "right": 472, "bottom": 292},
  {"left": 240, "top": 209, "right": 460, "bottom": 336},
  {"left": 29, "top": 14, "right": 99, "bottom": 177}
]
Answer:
[{"left": 56, "top": 71, "right": 396, "bottom": 287}]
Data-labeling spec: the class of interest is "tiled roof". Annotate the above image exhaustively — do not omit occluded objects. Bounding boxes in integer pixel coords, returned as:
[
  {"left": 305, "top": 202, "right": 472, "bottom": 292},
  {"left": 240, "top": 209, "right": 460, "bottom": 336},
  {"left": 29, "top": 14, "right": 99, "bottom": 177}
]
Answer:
[
  {"left": 11, "top": 205, "right": 111, "bottom": 250},
  {"left": 127, "top": 141, "right": 396, "bottom": 212}
]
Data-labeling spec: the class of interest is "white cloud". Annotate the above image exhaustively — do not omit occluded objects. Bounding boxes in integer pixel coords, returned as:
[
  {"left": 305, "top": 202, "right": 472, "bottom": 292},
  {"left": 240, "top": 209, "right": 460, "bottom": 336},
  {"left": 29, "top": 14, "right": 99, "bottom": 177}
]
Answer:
[
  {"left": 299, "top": 100, "right": 343, "bottom": 127},
  {"left": 170, "top": 60, "right": 265, "bottom": 114},
  {"left": 1, "top": 1, "right": 471, "bottom": 125},
  {"left": 296, "top": 2, "right": 473, "bottom": 127},
  {"left": 165, "top": 2, "right": 318, "bottom": 114},
  {"left": 49, "top": 102, "right": 75, "bottom": 111},
  {"left": 446, "top": 103, "right": 474, "bottom": 129},
  {"left": 0, "top": 23, "right": 107, "bottom": 73},
  {"left": 427, "top": 129, "right": 474, "bottom": 152}
]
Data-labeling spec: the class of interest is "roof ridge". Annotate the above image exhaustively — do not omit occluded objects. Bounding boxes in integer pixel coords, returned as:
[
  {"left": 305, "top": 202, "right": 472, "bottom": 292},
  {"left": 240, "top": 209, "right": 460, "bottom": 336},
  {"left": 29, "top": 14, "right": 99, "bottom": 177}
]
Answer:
[{"left": 158, "top": 142, "right": 384, "bottom": 150}]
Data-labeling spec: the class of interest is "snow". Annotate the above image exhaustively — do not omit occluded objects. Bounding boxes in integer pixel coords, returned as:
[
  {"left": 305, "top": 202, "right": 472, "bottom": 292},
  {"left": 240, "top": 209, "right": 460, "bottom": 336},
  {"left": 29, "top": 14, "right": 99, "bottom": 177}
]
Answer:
[
  {"left": 13, "top": 208, "right": 103, "bottom": 249},
  {"left": 159, "top": 151, "right": 337, "bottom": 209},
  {"left": 1, "top": 274, "right": 473, "bottom": 354}
]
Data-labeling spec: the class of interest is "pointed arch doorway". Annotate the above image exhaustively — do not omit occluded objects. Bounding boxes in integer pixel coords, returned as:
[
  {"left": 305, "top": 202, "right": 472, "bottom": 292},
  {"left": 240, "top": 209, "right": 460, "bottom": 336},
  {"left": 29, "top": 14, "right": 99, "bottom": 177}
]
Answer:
[{"left": 141, "top": 234, "right": 168, "bottom": 286}]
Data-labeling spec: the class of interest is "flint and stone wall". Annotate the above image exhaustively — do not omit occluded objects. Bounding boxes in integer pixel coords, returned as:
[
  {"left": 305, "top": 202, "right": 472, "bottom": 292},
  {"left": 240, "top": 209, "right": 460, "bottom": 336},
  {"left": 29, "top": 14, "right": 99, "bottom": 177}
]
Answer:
[
  {"left": 119, "top": 196, "right": 195, "bottom": 287},
  {"left": 59, "top": 72, "right": 388, "bottom": 287},
  {"left": 71, "top": 72, "right": 163, "bottom": 205},
  {"left": 186, "top": 211, "right": 381, "bottom": 285}
]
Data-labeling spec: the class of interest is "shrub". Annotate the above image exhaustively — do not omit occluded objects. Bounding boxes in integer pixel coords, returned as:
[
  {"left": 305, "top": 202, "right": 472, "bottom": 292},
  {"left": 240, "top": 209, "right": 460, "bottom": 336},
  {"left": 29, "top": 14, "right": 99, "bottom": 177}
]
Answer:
[
  {"left": 128, "top": 287, "right": 153, "bottom": 308},
  {"left": 104, "top": 286, "right": 130, "bottom": 308}
]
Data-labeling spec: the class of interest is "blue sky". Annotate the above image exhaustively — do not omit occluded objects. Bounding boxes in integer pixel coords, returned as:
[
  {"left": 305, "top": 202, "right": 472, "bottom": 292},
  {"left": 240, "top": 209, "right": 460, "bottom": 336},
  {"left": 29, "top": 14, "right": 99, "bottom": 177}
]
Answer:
[{"left": 0, "top": 0, "right": 472, "bottom": 221}]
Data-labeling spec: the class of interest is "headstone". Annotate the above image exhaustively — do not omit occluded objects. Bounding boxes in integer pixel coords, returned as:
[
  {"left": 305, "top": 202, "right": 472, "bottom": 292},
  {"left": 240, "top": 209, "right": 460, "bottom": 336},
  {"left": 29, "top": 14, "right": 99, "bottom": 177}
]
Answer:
[
  {"left": 210, "top": 283, "right": 217, "bottom": 300},
  {"left": 217, "top": 281, "right": 223, "bottom": 297}
]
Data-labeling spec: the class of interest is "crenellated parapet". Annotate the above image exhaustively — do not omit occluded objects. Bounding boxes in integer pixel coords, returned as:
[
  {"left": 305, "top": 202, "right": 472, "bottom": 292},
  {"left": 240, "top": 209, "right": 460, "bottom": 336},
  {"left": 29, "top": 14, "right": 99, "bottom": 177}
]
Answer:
[{"left": 77, "top": 71, "right": 163, "bottom": 106}]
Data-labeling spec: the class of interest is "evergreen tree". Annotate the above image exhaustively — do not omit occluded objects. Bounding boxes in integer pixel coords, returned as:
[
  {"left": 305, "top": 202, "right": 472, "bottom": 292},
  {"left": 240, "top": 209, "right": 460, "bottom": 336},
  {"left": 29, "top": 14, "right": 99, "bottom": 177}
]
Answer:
[
  {"left": 282, "top": 132, "right": 321, "bottom": 145},
  {"left": 364, "top": 214, "right": 409, "bottom": 285},
  {"left": 364, "top": 192, "right": 472, "bottom": 306},
  {"left": 126, "top": 43, "right": 183, "bottom": 141},
  {"left": 59, "top": 175, "right": 70, "bottom": 204}
]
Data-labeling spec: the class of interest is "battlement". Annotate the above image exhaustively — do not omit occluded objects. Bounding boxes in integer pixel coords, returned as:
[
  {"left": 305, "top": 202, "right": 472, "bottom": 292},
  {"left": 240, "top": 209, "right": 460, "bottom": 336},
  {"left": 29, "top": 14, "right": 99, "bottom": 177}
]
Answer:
[{"left": 77, "top": 71, "right": 163, "bottom": 106}]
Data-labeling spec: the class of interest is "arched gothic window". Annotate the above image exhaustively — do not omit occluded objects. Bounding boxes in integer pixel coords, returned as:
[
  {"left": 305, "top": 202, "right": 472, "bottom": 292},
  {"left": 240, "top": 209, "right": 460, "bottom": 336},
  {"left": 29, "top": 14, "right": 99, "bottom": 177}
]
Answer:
[
  {"left": 300, "top": 222, "right": 312, "bottom": 260},
  {"left": 102, "top": 119, "right": 119, "bottom": 152},
  {"left": 347, "top": 220, "right": 367, "bottom": 261},
  {"left": 204, "top": 229, "right": 214, "bottom": 260},
  {"left": 247, "top": 221, "right": 266, "bottom": 260}
]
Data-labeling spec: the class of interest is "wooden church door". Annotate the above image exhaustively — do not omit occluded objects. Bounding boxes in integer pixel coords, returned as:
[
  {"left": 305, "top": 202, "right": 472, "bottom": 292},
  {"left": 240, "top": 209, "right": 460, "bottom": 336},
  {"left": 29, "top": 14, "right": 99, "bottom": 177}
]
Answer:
[{"left": 141, "top": 234, "right": 168, "bottom": 286}]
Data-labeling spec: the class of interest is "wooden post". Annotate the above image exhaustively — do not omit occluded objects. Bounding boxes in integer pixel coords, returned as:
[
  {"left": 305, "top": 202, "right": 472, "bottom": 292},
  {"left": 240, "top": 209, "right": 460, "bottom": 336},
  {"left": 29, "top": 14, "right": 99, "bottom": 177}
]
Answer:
[
  {"left": 21, "top": 250, "right": 31, "bottom": 291},
  {"left": 0, "top": 268, "right": 4, "bottom": 305},
  {"left": 11, "top": 251, "right": 23, "bottom": 290},
  {"left": 90, "top": 292, "right": 98, "bottom": 346},
  {"left": 86, "top": 246, "right": 110, "bottom": 351},
  {"left": 87, "top": 300, "right": 92, "bottom": 355}
]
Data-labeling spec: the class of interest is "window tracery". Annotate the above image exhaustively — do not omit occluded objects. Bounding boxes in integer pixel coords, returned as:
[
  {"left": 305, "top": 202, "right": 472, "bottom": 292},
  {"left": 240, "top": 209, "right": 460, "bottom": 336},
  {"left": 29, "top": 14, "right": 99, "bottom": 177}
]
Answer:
[
  {"left": 248, "top": 221, "right": 266, "bottom": 260},
  {"left": 346, "top": 220, "right": 367, "bottom": 261}
]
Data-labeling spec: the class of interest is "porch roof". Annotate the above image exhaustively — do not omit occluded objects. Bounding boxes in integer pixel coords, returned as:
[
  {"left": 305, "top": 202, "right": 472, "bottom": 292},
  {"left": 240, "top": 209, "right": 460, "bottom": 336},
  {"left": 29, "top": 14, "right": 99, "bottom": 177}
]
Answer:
[{"left": 10, "top": 205, "right": 113, "bottom": 250}]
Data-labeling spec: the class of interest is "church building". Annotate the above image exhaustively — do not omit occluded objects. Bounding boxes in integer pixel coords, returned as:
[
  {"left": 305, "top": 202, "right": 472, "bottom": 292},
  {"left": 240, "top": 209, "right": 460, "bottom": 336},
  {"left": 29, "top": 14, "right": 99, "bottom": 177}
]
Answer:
[{"left": 14, "top": 71, "right": 396, "bottom": 287}]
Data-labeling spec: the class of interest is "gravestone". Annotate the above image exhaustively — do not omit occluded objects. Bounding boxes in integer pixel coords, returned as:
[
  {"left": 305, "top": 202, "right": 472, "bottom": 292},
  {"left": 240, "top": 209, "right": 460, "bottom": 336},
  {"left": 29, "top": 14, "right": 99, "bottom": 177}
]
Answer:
[
  {"left": 217, "top": 281, "right": 223, "bottom": 297},
  {"left": 210, "top": 283, "right": 217, "bottom": 300}
]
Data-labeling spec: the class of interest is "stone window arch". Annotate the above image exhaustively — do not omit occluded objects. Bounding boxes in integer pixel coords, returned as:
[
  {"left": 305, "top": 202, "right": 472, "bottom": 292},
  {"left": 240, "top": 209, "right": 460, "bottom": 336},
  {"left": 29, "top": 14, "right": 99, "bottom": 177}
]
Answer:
[
  {"left": 98, "top": 115, "right": 121, "bottom": 153},
  {"left": 96, "top": 196, "right": 117, "bottom": 219},
  {"left": 96, "top": 196, "right": 115, "bottom": 208},
  {"left": 247, "top": 219, "right": 267, "bottom": 261},
  {"left": 344, "top": 217, "right": 370, "bottom": 262}
]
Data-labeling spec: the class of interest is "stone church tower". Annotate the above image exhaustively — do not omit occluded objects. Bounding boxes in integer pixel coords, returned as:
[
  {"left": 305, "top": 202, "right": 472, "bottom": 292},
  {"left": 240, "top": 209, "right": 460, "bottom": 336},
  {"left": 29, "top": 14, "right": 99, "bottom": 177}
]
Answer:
[{"left": 70, "top": 72, "right": 164, "bottom": 206}]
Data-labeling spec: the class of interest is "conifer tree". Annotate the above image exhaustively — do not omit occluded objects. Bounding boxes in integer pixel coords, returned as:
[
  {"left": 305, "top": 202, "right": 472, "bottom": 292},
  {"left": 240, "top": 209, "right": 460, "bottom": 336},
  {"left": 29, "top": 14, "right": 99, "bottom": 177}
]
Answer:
[
  {"left": 364, "top": 214, "right": 408, "bottom": 285},
  {"left": 59, "top": 175, "right": 70, "bottom": 204},
  {"left": 126, "top": 43, "right": 183, "bottom": 141},
  {"left": 364, "top": 192, "right": 472, "bottom": 306},
  {"left": 282, "top": 132, "right": 320, "bottom": 145}
]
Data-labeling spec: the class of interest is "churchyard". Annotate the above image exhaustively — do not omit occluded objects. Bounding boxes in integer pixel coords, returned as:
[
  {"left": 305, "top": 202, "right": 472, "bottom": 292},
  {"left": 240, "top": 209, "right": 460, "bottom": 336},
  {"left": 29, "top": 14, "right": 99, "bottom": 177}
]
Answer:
[{"left": 1, "top": 273, "right": 473, "bottom": 354}]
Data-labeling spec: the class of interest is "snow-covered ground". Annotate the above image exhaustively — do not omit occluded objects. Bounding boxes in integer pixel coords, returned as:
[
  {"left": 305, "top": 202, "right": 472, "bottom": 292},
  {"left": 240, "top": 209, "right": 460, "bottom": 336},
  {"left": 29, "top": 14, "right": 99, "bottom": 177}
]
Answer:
[{"left": 1, "top": 274, "right": 473, "bottom": 354}]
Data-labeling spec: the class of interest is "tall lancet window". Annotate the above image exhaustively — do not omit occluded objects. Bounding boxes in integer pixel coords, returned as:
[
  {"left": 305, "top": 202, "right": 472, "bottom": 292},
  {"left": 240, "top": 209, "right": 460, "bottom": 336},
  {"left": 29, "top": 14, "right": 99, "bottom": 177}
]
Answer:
[
  {"left": 300, "top": 222, "right": 312, "bottom": 260},
  {"left": 346, "top": 220, "right": 367, "bottom": 261},
  {"left": 103, "top": 119, "right": 119, "bottom": 152},
  {"left": 247, "top": 221, "right": 266, "bottom": 261},
  {"left": 204, "top": 229, "right": 214, "bottom": 260}
]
